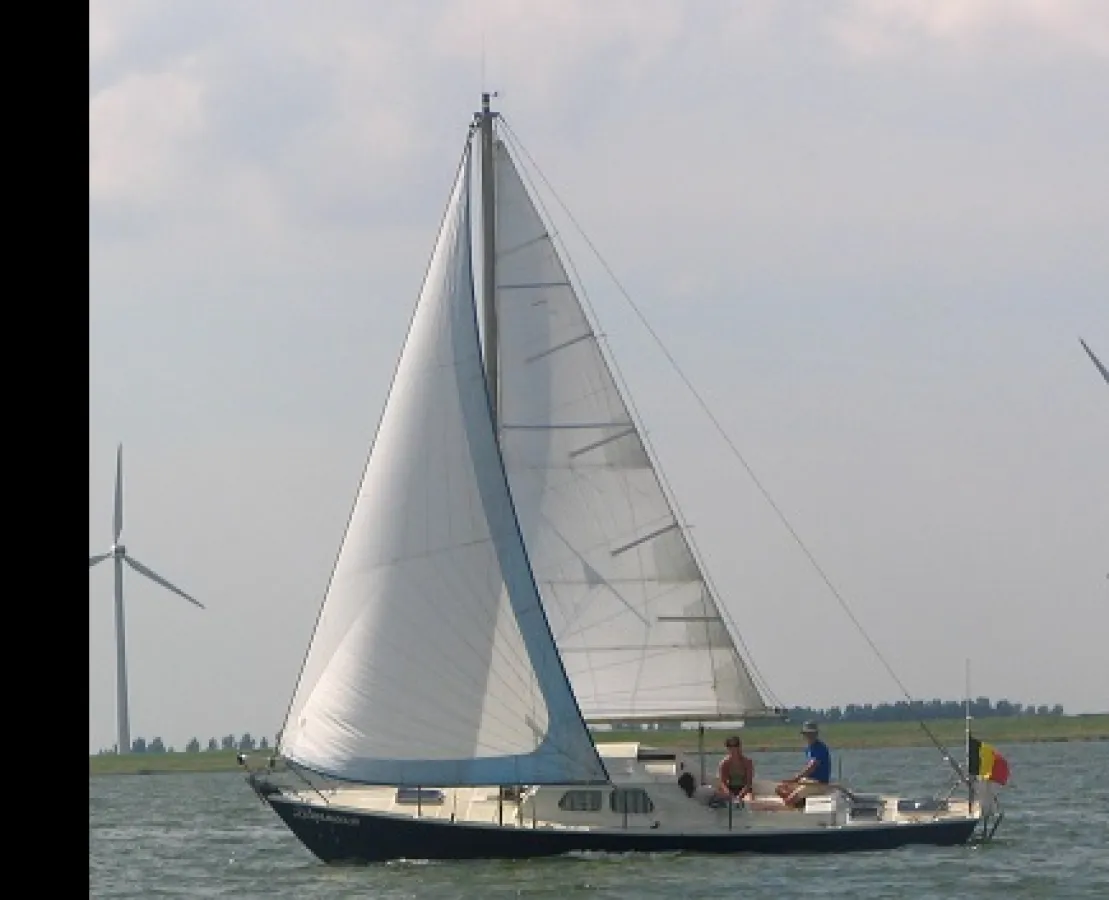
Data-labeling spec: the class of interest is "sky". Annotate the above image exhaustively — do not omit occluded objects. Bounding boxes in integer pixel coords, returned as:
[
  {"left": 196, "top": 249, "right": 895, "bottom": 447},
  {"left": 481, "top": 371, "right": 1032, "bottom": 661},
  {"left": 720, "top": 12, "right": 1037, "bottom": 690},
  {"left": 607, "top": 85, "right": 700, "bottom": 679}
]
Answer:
[{"left": 89, "top": 0, "right": 1108, "bottom": 753}]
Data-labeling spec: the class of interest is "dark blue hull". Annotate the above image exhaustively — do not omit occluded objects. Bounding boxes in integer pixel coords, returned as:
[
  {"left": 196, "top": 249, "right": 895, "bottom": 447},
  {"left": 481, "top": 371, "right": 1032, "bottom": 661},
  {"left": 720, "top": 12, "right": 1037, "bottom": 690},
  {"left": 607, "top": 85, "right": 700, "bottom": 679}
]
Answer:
[{"left": 266, "top": 796, "right": 980, "bottom": 864}]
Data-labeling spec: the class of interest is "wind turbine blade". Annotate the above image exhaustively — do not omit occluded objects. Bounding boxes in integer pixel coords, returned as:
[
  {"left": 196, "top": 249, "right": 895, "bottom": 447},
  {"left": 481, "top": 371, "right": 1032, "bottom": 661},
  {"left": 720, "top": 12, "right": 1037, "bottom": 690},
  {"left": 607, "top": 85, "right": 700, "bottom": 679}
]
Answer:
[
  {"left": 124, "top": 556, "right": 205, "bottom": 609},
  {"left": 90, "top": 552, "right": 110, "bottom": 567},
  {"left": 1079, "top": 338, "right": 1109, "bottom": 386},
  {"left": 113, "top": 444, "right": 124, "bottom": 543}
]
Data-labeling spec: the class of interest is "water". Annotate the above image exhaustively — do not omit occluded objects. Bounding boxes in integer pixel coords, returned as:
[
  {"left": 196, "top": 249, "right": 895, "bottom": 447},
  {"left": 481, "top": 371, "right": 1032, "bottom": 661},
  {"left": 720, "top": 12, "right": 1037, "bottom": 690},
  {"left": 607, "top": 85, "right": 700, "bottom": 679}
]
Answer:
[{"left": 89, "top": 741, "right": 1109, "bottom": 898}]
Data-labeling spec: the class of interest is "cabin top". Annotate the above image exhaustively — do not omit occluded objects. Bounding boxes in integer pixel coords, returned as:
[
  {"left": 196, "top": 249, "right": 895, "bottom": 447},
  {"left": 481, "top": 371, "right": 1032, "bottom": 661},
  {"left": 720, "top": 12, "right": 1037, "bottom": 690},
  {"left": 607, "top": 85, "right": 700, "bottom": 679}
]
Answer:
[
  {"left": 595, "top": 742, "right": 678, "bottom": 762},
  {"left": 593, "top": 743, "right": 692, "bottom": 784}
]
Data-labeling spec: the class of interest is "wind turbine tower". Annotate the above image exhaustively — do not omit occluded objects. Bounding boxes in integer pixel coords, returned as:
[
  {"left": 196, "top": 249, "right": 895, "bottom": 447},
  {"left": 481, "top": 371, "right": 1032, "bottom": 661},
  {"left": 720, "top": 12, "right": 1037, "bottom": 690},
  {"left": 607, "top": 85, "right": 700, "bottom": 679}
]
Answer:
[{"left": 89, "top": 444, "right": 204, "bottom": 753}]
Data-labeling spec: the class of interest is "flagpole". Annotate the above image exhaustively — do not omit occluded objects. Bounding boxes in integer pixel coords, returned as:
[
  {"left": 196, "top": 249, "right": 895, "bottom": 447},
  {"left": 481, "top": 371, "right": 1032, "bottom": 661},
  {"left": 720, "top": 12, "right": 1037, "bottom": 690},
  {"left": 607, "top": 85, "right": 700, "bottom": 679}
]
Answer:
[{"left": 965, "top": 658, "right": 973, "bottom": 813}]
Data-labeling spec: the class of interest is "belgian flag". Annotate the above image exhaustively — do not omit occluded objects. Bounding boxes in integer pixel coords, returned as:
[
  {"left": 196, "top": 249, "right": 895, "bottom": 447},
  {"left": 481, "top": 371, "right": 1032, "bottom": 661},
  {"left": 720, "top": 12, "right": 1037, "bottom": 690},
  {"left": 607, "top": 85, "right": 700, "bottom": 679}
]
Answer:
[{"left": 968, "top": 736, "right": 1010, "bottom": 785}]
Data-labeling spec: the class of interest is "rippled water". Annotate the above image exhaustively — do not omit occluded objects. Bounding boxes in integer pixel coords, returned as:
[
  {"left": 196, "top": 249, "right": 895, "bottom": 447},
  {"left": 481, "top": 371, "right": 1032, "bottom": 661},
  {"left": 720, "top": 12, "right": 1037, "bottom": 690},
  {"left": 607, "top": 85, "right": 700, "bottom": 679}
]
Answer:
[{"left": 89, "top": 741, "right": 1109, "bottom": 898}]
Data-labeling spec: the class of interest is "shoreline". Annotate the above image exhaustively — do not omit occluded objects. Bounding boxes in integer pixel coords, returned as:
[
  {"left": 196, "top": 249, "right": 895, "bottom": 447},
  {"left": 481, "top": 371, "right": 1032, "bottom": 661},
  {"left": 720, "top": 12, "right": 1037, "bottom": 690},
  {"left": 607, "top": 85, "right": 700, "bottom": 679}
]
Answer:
[{"left": 90, "top": 714, "right": 1108, "bottom": 776}]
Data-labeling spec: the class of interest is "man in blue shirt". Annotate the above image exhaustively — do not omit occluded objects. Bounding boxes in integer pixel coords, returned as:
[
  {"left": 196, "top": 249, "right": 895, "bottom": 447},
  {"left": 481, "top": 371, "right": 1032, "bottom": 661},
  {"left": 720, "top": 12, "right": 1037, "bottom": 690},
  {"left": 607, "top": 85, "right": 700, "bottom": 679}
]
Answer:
[{"left": 775, "top": 721, "right": 832, "bottom": 808}]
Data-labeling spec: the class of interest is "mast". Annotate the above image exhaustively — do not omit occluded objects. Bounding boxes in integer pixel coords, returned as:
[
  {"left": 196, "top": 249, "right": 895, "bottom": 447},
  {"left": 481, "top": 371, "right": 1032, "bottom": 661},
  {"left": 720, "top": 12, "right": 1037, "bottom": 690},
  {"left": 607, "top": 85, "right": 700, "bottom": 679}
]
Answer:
[{"left": 479, "top": 92, "right": 498, "bottom": 427}]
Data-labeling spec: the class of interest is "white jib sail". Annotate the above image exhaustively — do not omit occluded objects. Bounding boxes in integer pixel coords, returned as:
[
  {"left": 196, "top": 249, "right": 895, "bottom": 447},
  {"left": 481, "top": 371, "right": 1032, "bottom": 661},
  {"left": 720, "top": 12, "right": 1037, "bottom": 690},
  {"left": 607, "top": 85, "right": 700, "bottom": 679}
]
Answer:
[
  {"left": 279, "top": 142, "right": 608, "bottom": 786},
  {"left": 493, "top": 139, "right": 770, "bottom": 722}
]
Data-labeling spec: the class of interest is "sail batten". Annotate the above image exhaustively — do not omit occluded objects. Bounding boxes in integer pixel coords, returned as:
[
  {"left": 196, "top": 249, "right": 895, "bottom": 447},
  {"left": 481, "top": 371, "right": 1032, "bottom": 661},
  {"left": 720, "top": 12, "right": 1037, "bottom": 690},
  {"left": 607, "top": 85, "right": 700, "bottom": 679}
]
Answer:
[
  {"left": 279, "top": 139, "right": 608, "bottom": 787},
  {"left": 501, "top": 422, "right": 633, "bottom": 431},
  {"left": 501, "top": 281, "right": 572, "bottom": 290},
  {"left": 493, "top": 137, "right": 771, "bottom": 722}
]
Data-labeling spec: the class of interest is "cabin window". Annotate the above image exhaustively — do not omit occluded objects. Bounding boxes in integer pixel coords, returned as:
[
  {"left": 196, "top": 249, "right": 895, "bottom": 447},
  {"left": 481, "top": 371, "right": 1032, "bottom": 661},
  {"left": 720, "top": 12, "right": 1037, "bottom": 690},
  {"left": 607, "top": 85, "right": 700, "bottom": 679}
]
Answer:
[
  {"left": 395, "top": 787, "right": 445, "bottom": 805},
  {"left": 610, "top": 788, "right": 654, "bottom": 814},
  {"left": 558, "top": 790, "right": 603, "bottom": 812}
]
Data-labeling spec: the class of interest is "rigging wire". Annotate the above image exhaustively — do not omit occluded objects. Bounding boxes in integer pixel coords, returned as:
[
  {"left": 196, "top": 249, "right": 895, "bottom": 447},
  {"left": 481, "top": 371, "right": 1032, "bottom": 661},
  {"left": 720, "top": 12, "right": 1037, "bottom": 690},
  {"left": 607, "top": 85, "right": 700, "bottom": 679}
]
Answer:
[{"left": 497, "top": 115, "right": 968, "bottom": 783}]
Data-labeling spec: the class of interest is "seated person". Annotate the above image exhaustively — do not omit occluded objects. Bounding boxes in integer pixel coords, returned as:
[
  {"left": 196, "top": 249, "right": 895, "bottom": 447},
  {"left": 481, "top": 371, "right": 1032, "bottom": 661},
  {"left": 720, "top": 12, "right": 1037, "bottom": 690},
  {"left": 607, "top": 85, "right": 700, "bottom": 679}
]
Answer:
[
  {"left": 714, "top": 735, "right": 755, "bottom": 802},
  {"left": 775, "top": 721, "right": 832, "bottom": 809}
]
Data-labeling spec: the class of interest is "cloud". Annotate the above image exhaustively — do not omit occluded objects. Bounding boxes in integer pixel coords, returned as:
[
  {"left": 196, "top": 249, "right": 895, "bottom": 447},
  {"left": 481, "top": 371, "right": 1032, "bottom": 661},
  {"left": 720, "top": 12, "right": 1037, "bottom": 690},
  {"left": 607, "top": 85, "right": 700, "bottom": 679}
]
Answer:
[
  {"left": 89, "top": 67, "right": 207, "bottom": 208},
  {"left": 88, "top": 2, "right": 458, "bottom": 239},
  {"left": 431, "top": 0, "right": 687, "bottom": 104},
  {"left": 829, "top": 0, "right": 1109, "bottom": 61},
  {"left": 89, "top": 0, "right": 1109, "bottom": 235},
  {"left": 88, "top": 0, "right": 149, "bottom": 67}
]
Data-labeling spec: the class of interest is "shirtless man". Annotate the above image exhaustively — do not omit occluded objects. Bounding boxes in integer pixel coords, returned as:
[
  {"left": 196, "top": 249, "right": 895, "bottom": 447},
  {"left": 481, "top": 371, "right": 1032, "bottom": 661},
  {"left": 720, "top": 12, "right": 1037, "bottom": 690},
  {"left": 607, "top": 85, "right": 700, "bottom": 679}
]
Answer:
[{"left": 715, "top": 735, "right": 755, "bottom": 802}]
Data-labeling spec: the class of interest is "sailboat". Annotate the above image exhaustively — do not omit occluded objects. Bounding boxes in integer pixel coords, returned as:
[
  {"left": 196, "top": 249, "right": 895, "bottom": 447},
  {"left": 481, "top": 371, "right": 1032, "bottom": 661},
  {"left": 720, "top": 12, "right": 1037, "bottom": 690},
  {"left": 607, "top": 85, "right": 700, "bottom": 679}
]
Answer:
[{"left": 245, "top": 95, "right": 1002, "bottom": 862}]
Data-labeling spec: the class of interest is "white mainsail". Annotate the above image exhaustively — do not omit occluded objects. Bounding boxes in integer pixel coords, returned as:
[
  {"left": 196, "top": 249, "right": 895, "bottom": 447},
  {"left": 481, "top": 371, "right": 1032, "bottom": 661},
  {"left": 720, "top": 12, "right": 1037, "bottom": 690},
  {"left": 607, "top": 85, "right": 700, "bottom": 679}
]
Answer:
[
  {"left": 279, "top": 144, "right": 608, "bottom": 786},
  {"left": 493, "top": 138, "right": 771, "bottom": 723}
]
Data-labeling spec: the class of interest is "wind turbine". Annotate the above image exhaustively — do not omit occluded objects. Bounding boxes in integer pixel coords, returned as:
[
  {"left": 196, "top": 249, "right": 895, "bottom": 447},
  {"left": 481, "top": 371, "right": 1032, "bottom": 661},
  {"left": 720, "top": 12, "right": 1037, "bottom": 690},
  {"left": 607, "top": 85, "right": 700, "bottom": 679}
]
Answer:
[
  {"left": 1078, "top": 339, "right": 1109, "bottom": 581},
  {"left": 89, "top": 444, "right": 204, "bottom": 754},
  {"left": 1079, "top": 338, "right": 1109, "bottom": 386}
]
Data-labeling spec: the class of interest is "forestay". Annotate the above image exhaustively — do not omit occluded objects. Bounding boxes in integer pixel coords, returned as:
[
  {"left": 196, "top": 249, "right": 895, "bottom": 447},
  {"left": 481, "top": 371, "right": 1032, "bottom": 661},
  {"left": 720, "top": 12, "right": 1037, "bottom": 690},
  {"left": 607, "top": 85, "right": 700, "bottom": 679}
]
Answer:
[
  {"left": 279, "top": 143, "right": 608, "bottom": 787},
  {"left": 493, "top": 138, "right": 770, "bottom": 722}
]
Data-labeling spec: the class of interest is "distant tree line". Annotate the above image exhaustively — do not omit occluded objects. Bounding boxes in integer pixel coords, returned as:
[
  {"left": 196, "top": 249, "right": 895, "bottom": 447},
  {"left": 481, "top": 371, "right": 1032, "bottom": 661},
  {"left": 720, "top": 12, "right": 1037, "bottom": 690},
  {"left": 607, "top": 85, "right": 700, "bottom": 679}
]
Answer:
[
  {"left": 754, "top": 697, "right": 1065, "bottom": 726},
  {"left": 603, "top": 697, "right": 1066, "bottom": 731},
  {"left": 95, "top": 733, "right": 278, "bottom": 755},
  {"left": 97, "top": 698, "right": 1068, "bottom": 752}
]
